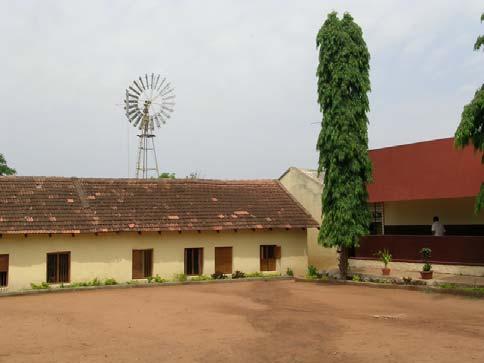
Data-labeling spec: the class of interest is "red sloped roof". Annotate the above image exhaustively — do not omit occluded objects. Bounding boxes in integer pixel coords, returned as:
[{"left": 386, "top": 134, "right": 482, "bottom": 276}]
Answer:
[
  {"left": 368, "top": 138, "right": 484, "bottom": 202},
  {"left": 0, "top": 177, "right": 318, "bottom": 235}
]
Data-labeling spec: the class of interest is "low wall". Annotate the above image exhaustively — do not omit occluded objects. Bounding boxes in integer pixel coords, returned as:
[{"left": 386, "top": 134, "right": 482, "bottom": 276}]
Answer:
[{"left": 355, "top": 235, "right": 484, "bottom": 266}]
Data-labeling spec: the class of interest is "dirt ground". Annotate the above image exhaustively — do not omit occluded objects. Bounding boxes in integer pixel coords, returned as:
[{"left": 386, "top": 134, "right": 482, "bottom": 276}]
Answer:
[{"left": 0, "top": 281, "right": 483, "bottom": 363}]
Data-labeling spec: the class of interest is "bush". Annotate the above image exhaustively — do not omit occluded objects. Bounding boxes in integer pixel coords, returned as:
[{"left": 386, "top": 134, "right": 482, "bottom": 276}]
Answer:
[
  {"left": 174, "top": 273, "right": 187, "bottom": 282},
  {"left": 30, "top": 282, "right": 50, "bottom": 290},
  {"left": 375, "top": 249, "right": 392, "bottom": 267},
  {"left": 211, "top": 271, "right": 227, "bottom": 279},
  {"left": 91, "top": 278, "right": 102, "bottom": 286},
  {"left": 148, "top": 274, "right": 165, "bottom": 283},
  {"left": 286, "top": 267, "right": 294, "bottom": 277},
  {"left": 246, "top": 272, "right": 264, "bottom": 278},
  {"left": 307, "top": 265, "right": 320, "bottom": 278},
  {"left": 420, "top": 247, "right": 432, "bottom": 271},
  {"left": 232, "top": 270, "right": 245, "bottom": 279},
  {"left": 352, "top": 274, "right": 361, "bottom": 282},
  {"left": 104, "top": 278, "right": 117, "bottom": 285}
]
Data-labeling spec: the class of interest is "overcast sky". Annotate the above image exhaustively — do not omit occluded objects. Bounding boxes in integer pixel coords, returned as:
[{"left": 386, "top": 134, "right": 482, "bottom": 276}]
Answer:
[{"left": 1, "top": 0, "right": 483, "bottom": 179}]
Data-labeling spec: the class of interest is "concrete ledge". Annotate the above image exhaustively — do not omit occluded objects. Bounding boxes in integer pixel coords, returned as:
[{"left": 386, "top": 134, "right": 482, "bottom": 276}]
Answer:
[
  {"left": 0, "top": 276, "right": 293, "bottom": 298},
  {"left": 294, "top": 277, "right": 484, "bottom": 298}
]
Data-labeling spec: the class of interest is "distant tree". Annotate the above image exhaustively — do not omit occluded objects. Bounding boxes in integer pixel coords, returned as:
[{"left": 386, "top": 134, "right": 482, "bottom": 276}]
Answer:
[
  {"left": 0, "top": 153, "right": 16, "bottom": 176},
  {"left": 454, "top": 13, "right": 484, "bottom": 213},
  {"left": 316, "top": 12, "right": 372, "bottom": 279},
  {"left": 186, "top": 171, "right": 200, "bottom": 179},
  {"left": 158, "top": 172, "right": 176, "bottom": 179}
]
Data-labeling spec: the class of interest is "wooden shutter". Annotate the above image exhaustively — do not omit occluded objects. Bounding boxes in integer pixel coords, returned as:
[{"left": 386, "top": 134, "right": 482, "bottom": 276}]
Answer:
[
  {"left": 215, "top": 247, "right": 232, "bottom": 274},
  {"left": 47, "top": 253, "right": 58, "bottom": 283},
  {"left": 143, "top": 249, "right": 153, "bottom": 277},
  {"left": 132, "top": 250, "right": 144, "bottom": 279},
  {"left": 58, "top": 253, "right": 70, "bottom": 283},
  {"left": 275, "top": 246, "right": 281, "bottom": 259},
  {"left": 0, "top": 255, "right": 8, "bottom": 272},
  {"left": 197, "top": 248, "right": 203, "bottom": 275}
]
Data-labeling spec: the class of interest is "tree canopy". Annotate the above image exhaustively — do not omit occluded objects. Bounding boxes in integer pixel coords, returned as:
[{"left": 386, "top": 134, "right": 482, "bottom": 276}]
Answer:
[
  {"left": 158, "top": 172, "right": 176, "bottom": 179},
  {"left": 316, "top": 12, "right": 372, "bottom": 278},
  {"left": 454, "top": 13, "right": 484, "bottom": 212},
  {"left": 0, "top": 153, "right": 16, "bottom": 176}
]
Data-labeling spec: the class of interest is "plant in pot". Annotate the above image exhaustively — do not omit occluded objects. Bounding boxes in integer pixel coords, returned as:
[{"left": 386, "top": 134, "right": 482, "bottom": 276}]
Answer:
[
  {"left": 420, "top": 247, "right": 433, "bottom": 279},
  {"left": 375, "top": 249, "right": 392, "bottom": 275}
]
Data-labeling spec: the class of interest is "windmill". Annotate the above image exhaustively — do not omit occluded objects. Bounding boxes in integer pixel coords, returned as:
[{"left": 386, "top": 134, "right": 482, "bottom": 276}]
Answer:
[{"left": 124, "top": 73, "right": 175, "bottom": 178}]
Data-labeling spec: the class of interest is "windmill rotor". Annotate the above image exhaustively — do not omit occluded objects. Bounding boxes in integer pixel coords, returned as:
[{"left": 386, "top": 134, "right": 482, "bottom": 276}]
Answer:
[{"left": 123, "top": 73, "right": 175, "bottom": 178}]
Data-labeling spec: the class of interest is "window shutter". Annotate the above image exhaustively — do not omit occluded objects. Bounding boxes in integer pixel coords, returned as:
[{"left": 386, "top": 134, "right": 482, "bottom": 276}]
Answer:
[
  {"left": 275, "top": 246, "right": 281, "bottom": 259},
  {"left": 132, "top": 250, "right": 144, "bottom": 279},
  {"left": 0, "top": 255, "right": 8, "bottom": 272},
  {"left": 215, "top": 247, "right": 232, "bottom": 274},
  {"left": 198, "top": 248, "right": 204, "bottom": 275}
]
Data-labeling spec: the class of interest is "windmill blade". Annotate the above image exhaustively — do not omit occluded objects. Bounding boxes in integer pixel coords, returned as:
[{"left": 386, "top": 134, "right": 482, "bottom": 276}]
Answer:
[
  {"left": 127, "top": 92, "right": 139, "bottom": 100},
  {"left": 133, "top": 80, "right": 143, "bottom": 93},
  {"left": 128, "top": 107, "right": 139, "bottom": 116},
  {"left": 162, "top": 106, "right": 174, "bottom": 113},
  {"left": 158, "top": 82, "right": 171, "bottom": 95},
  {"left": 160, "top": 109, "right": 172, "bottom": 119},
  {"left": 127, "top": 99, "right": 138, "bottom": 104},
  {"left": 145, "top": 74, "right": 150, "bottom": 90},
  {"left": 161, "top": 95, "right": 176, "bottom": 101},
  {"left": 133, "top": 113, "right": 143, "bottom": 127},
  {"left": 139, "top": 77, "right": 146, "bottom": 90},
  {"left": 150, "top": 73, "right": 154, "bottom": 89},
  {"left": 157, "top": 78, "right": 166, "bottom": 92},
  {"left": 153, "top": 74, "right": 160, "bottom": 90},
  {"left": 128, "top": 86, "right": 141, "bottom": 96}
]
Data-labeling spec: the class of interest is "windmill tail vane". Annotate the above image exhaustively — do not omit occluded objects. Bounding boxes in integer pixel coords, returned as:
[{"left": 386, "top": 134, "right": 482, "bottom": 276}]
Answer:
[{"left": 123, "top": 73, "right": 175, "bottom": 179}]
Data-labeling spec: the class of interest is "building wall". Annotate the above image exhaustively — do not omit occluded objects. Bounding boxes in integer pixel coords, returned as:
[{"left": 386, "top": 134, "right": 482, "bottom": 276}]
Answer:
[
  {"left": 279, "top": 168, "right": 338, "bottom": 270},
  {"left": 0, "top": 229, "right": 308, "bottom": 291},
  {"left": 384, "top": 197, "right": 484, "bottom": 225}
]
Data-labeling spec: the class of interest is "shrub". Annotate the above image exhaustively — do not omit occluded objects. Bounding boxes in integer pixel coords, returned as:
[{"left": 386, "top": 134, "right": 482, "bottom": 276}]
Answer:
[
  {"left": 307, "top": 265, "right": 320, "bottom": 278},
  {"left": 375, "top": 249, "right": 392, "bottom": 267},
  {"left": 286, "top": 267, "right": 294, "bottom": 277},
  {"left": 30, "top": 282, "right": 50, "bottom": 290},
  {"left": 352, "top": 274, "right": 361, "bottom": 282},
  {"left": 211, "top": 271, "right": 227, "bottom": 279},
  {"left": 91, "top": 278, "right": 102, "bottom": 286},
  {"left": 420, "top": 247, "right": 432, "bottom": 271},
  {"left": 402, "top": 276, "right": 413, "bottom": 284},
  {"left": 104, "top": 278, "right": 117, "bottom": 285},
  {"left": 232, "top": 270, "right": 245, "bottom": 279},
  {"left": 246, "top": 272, "right": 264, "bottom": 278},
  {"left": 153, "top": 274, "right": 165, "bottom": 283},
  {"left": 174, "top": 273, "right": 187, "bottom": 282}
]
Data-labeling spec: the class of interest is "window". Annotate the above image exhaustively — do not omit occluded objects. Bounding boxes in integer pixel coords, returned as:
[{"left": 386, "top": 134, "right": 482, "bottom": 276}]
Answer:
[
  {"left": 47, "top": 252, "right": 70, "bottom": 283},
  {"left": 369, "top": 203, "right": 384, "bottom": 235},
  {"left": 215, "top": 247, "right": 233, "bottom": 274},
  {"left": 260, "top": 245, "right": 281, "bottom": 271},
  {"left": 185, "top": 248, "right": 203, "bottom": 275},
  {"left": 0, "top": 254, "right": 8, "bottom": 287},
  {"left": 132, "top": 249, "right": 153, "bottom": 279}
]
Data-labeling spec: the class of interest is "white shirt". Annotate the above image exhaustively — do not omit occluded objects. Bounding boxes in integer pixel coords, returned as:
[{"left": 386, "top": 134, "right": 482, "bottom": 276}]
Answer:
[{"left": 431, "top": 221, "right": 445, "bottom": 236}]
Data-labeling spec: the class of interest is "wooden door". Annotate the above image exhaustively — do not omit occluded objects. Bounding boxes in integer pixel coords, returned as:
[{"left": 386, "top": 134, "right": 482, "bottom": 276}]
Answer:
[
  {"left": 0, "top": 254, "right": 8, "bottom": 286},
  {"left": 215, "top": 247, "right": 232, "bottom": 274}
]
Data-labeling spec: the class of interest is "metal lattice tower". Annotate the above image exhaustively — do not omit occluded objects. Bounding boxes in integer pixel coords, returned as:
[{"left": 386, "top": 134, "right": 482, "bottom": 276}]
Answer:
[{"left": 123, "top": 73, "right": 175, "bottom": 179}]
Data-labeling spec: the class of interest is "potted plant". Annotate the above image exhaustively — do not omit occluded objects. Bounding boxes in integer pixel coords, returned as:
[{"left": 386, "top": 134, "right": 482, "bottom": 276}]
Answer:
[
  {"left": 375, "top": 249, "right": 392, "bottom": 275},
  {"left": 420, "top": 247, "right": 433, "bottom": 279}
]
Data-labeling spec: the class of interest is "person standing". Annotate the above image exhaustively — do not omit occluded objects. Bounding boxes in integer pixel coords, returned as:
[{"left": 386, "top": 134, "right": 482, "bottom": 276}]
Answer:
[{"left": 431, "top": 216, "right": 446, "bottom": 236}]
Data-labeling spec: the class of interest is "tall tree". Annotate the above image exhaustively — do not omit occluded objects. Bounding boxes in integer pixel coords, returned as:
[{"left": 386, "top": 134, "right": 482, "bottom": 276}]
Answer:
[
  {"left": 454, "top": 13, "right": 484, "bottom": 213},
  {"left": 316, "top": 12, "right": 372, "bottom": 279},
  {"left": 0, "top": 153, "right": 16, "bottom": 176}
]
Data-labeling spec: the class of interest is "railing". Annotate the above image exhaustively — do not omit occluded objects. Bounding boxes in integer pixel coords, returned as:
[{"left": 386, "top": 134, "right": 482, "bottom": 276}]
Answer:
[{"left": 353, "top": 235, "right": 484, "bottom": 266}]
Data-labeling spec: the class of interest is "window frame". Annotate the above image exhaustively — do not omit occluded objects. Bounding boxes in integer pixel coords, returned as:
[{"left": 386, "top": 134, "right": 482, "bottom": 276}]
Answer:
[
  {"left": 46, "top": 251, "right": 71, "bottom": 284},
  {"left": 132, "top": 249, "right": 154, "bottom": 279},
  {"left": 184, "top": 248, "right": 204, "bottom": 276},
  {"left": 0, "top": 254, "right": 9, "bottom": 287},
  {"left": 260, "top": 245, "right": 280, "bottom": 272}
]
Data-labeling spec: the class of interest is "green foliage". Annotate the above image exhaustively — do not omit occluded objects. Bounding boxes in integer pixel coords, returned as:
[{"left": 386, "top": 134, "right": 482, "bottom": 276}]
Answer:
[
  {"left": 286, "top": 267, "right": 294, "bottom": 277},
  {"left": 0, "top": 153, "right": 16, "bottom": 176},
  {"left": 30, "top": 282, "right": 50, "bottom": 290},
  {"left": 306, "top": 265, "right": 322, "bottom": 279},
  {"left": 211, "top": 271, "right": 227, "bottom": 279},
  {"left": 189, "top": 275, "right": 211, "bottom": 281},
  {"left": 315, "top": 12, "right": 372, "bottom": 278},
  {"left": 103, "top": 278, "right": 117, "bottom": 285},
  {"left": 420, "top": 248, "right": 432, "bottom": 271},
  {"left": 245, "top": 272, "right": 264, "bottom": 278},
  {"left": 375, "top": 249, "right": 392, "bottom": 267},
  {"left": 455, "top": 13, "right": 484, "bottom": 213},
  {"left": 174, "top": 273, "right": 187, "bottom": 282},
  {"left": 159, "top": 172, "right": 176, "bottom": 179},
  {"left": 147, "top": 275, "right": 165, "bottom": 283},
  {"left": 231, "top": 270, "right": 245, "bottom": 279},
  {"left": 352, "top": 274, "right": 361, "bottom": 282}
]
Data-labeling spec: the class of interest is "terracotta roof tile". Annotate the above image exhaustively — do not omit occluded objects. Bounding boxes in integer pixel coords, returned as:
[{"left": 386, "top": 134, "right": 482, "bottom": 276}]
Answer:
[{"left": 0, "top": 177, "right": 318, "bottom": 234}]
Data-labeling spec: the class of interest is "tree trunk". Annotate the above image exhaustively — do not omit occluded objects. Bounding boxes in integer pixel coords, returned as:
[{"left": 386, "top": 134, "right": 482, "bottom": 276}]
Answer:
[{"left": 338, "top": 247, "right": 349, "bottom": 280}]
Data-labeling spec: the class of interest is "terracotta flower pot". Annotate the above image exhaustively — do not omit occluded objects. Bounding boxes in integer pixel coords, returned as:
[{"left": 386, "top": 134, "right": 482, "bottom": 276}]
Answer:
[
  {"left": 420, "top": 270, "right": 433, "bottom": 280},
  {"left": 382, "top": 267, "right": 391, "bottom": 276}
]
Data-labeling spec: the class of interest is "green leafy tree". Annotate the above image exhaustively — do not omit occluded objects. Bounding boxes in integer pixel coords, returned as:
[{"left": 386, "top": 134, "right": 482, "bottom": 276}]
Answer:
[
  {"left": 316, "top": 12, "right": 372, "bottom": 279},
  {"left": 0, "top": 153, "right": 16, "bottom": 176},
  {"left": 158, "top": 172, "right": 176, "bottom": 179},
  {"left": 454, "top": 13, "right": 484, "bottom": 213}
]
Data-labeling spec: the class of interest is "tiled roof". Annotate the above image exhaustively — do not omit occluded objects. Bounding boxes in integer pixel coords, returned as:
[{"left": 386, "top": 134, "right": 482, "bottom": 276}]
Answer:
[{"left": 0, "top": 177, "right": 318, "bottom": 234}]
